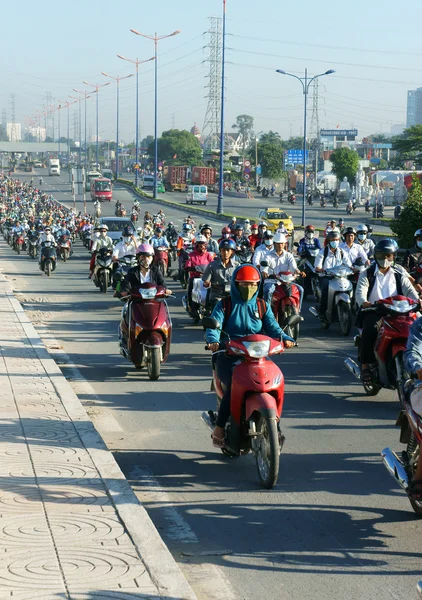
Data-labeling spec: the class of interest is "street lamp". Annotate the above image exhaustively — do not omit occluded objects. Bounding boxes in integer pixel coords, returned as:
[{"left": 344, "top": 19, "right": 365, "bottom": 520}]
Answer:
[
  {"left": 73, "top": 89, "right": 96, "bottom": 172},
  {"left": 68, "top": 95, "right": 83, "bottom": 167},
  {"left": 58, "top": 99, "right": 77, "bottom": 175},
  {"left": 217, "top": 0, "right": 227, "bottom": 214},
  {"left": 101, "top": 72, "right": 134, "bottom": 180},
  {"left": 130, "top": 27, "right": 181, "bottom": 198},
  {"left": 117, "top": 54, "right": 155, "bottom": 187},
  {"left": 276, "top": 68, "right": 335, "bottom": 226},
  {"left": 82, "top": 80, "right": 111, "bottom": 168}
]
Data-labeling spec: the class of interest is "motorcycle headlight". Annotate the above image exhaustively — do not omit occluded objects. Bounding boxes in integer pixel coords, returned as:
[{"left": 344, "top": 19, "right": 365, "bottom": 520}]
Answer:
[
  {"left": 390, "top": 299, "right": 417, "bottom": 313},
  {"left": 243, "top": 340, "right": 270, "bottom": 358},
  {"left": 139, "top": 288, "right": 157, "bottom": 299}
]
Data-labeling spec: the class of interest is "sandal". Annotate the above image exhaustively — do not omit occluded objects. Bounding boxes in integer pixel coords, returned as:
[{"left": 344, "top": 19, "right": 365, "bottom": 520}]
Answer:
[
  {"left": 361, "top": 368, "right": 372, "bottom": 385},
  {"left": 408, "top": 479, "right": 422, "bottom": 501},
  {"left": 211, "top": 433, "right": 225, "bottom": 448}
]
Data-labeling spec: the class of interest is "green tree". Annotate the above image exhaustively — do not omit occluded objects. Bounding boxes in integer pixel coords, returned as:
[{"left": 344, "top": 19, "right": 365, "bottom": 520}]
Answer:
[
  {"left": 148, "top": 129, "right": 202, "bottom": 166},
  {"left": 232, "top": 114, "right": 254, "bottom": 160},
  {"left": 257, "top": 142, "right": 285, "bottom": 179},
  {"left": 259, "top": 131, "right": 282, "bottom": 146},
  {"left": 330, "top": 147, "right": 360, "bottom": 184},
  {"left": 391, "top": 174, "right": 422, "bottom": 247},
  {"left": 282, "top": 136, "right": 304, "bottom": 150},
  {"left": 141, "top": 135, "right": 154, "bottom": 151},
  {"left": 367, "top": 133, "right": 391, "bottom": 143},
  {"left": 393, "top": 125, "right": 422, "bottom": 155}
]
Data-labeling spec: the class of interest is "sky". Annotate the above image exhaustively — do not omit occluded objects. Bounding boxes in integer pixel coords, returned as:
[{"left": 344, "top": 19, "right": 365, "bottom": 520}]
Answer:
[{"left": 1, "top": 0, "right": 421, "bottom": 144}]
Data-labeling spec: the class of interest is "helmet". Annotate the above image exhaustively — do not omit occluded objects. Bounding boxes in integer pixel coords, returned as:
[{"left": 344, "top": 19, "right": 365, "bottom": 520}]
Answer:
[
  {"left": 201, "top": 224, "right": 212, "bottom": 233},
  {"left": 99, "top": 224, "right": 108, "bottom": 231},
  {"left": 344, "top": 226, "right": 356, "bottom": 236},
  {"left": 339, "top": 218, "right": 344, "bottom": 225},
  {"left": 264, "top": 231, "right": 274, "bottom": 239},
  {"left": 221, "top": 226, "right": 231, "bottom": 234},
  {"left": 251, "top": 223, "right": 258, "bottom": 231},
  {"left": 414, "top": 229, "right": 422, "bottom": 238},
  {"left": 235, "top": 265, "right": 260, "bottom": 283},
  {"left": 94, "top": 225, "right": 100, "bottom": 232},
  {"left": 195, "top": 234, "right": 207, "bottom": 244},
  {"left": 219, "top": 238, "right": 236, "bottom": 251},
  {"left": 374, "top": 239, "right": 398, "bottom": 261},
  {"left": 273, "top": 232, "right": 287, "bottom": 244},
  {"left": 136, "top": 243, "right": 154, "bottom": 256},
  {"left": 234, "top": 224, "right": 244, "bottom": 231},
  {"left": 122, "top": 226, "right": 134, "bottom": 237},
  {"left": 155, "top": 227, "right": 163, "bottom": 234},
  {"left": 356, "top": 224, "right": 368, "bottom": 234},
  {"left": 258, "top": 221, "right": 267, "bottom": 228},
  {"left": 326, "top": 230, "right": 340, "bottom": 242},
  {"left": 244, "top": 219, "right": 250, "bottom": 224}
]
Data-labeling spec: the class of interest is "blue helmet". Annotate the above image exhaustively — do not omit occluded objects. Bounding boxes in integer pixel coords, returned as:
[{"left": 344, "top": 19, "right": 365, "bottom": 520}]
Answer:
[
  {"left": 122, "top": 226, "right": 134, "bottom": 237},
  {"left": 219, "top": 238, "right": 236, "bottom": 251}
]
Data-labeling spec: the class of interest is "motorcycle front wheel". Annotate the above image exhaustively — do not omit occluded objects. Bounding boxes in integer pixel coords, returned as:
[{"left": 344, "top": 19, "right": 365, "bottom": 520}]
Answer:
[
  {"left": 337, "top": 300, "right": 352, "bottom": 336},
  {"left": 45, "top": 260, "right": 51, "bottom": 277},
  {"left": 147, "top": 347, "right": 161, "bottom": 381},
  {"left": 255, "top": 415, "right": 279, "bottom": 489}
]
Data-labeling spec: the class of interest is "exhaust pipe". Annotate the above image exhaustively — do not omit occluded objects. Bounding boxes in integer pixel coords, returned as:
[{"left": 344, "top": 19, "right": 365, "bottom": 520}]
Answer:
[
  {"left": 309, "top": 306, "right": 318, "bottom": 317},
  {"left": 417, "top": 581, "right": 422, "bottom": 595},
  {"left": 381, "top": 447, "right": 409, "bottom": 491},
  {"left": 201, "top": 410, "right": 217, "bottom": 431},
  {"left": 344, "top": 358, "right": 361, "bottom": 380}
]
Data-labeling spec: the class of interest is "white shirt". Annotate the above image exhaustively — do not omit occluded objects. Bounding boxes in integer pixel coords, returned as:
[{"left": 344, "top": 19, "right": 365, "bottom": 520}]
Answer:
[
  {"left": 140, "top": 271, "right": 151, "bottom": 283},
  {"left": 39, "top": 233, "right": 56, "bottom": 245},
  {"left": 112, "top": 241, "right": 137, "bottom": 260},
  {"left": 266, "top": 250, "right": 298, "bottom": 274},
  {"left": 253, "top": 244, "right": 273, "bottom": 267},
  {"left": 340, "top": 242, "right": 368, "bottom": 265},
  {"left": 368, "top": 265, "right": 398, "bottom": 304},
  {"left": 314, "top": 246, "right": 352, "bottom": 270},
  {"left": 92, "top": 236, "right": 113, "bottom": 252}
]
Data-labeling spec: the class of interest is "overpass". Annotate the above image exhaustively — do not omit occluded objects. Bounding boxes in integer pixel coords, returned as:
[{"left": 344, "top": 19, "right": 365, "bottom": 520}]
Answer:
[{"left": 0, "top": 142, "right": 69, "bottom": 153}]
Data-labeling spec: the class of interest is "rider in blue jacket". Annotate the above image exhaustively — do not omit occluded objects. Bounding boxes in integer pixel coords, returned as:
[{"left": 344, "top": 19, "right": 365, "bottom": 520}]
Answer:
[
  {"left": 297, "top": 225, "right": 321, "bottom": 254},
  {"left": 206, "top": 264, "right": 294, "bottom": 447}
]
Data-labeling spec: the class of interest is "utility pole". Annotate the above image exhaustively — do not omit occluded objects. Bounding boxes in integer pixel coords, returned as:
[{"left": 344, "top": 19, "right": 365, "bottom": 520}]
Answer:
[
  {"left": 202, "top": 16, "right": 223, "bottom": 151},
  {"left": 309, "top": 79, "right": 320, "bottom": 189}
]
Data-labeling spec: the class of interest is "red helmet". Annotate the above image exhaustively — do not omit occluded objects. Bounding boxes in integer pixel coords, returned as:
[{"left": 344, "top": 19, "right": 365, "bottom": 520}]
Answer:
[
  {"left": 221, "top": 226, "right": 231, "bottom": 234},
  {"left": 251, "top": 224, "right": 258, "bottom": 231},
  {"left": 305, "top": 225, "right": 315, "bottom": 233},
  {"left": 235, "top": 265, "right": 260, "bottom": 283}
]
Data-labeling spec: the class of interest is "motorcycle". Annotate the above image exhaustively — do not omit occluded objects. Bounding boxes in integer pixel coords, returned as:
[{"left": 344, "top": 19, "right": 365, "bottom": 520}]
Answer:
[
  {"left": 95, "top": 204, "right": 101, "bottom": 218},
  {"left": 115, "top": 207, "right": 126, "bottom": 217},
  {"left": 39, "top": 241, "right": 57, "bottom": 277},
  {"left": 57, "top": 234, "right": 71, "bottom": 262},
  {"left": 309, "top": 265, "right": 354, "bottom": 335},
  {"left": 382, "top": 378, "right": 422, "bottom": 516},
  {"left": 113, "top": 254, "right": 137, "bottom": 293},
  {"left": 201, "top": 315, "right": 300, "bottom": 488},
  {"left": 296, "top": 246, "right": 319, "bottom": 300},
  {"left": 307, "top": 194, "right": 313, "bottom": 206},
  {"left": 92, "top": 247, "right": 113, "bottom": 293},
  {"left": 261, "top": 188, "right": 269, "bottom": 198},
  {"left": 279, "top": 192, "right": 284, "bottom": 204},
  {"left": 365, "top": 200, "right": 371, "bottom": 213},
  {"left": 27, "top": 234, "right": 39, "bottom": 259},
  {"left": 288, "top": 193, "right": 296, "bottom": 205},
  {"left": 14, "top": 232, "right": 25, "bottom": 254},
  {"left": 344, "top": 296, "right": 419, "bottom": 399},
  {"left": 268, "top": 271, "right": 302, "bottom": 341},
  {"left": 154, "top": 246, "right": 169, "bottom": 277},
  {"left": 346, "top": 202, "right": 353, "bottom": 215},
  {"left": 119, "top": 283, "right": 172, "bottom": 380},
  {"left": 333, "top": 197, "right": 339, "bottom": 209},
  {"left": 320, "top": 197, "right": 326, "bottom": 208},
  {"left": 188, "top": 265, "right": 208, "bottom": 322},
  {"left": 178, "top": 239, "right": 194, "bottom": 288}
]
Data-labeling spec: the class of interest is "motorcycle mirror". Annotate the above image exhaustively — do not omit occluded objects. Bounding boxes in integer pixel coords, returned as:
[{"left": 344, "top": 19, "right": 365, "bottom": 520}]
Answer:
[
  {"left": 260, "top": 260, "right": 268, "bottom": 267},
  {"left": 293, "top": 242, "right": 299, "bottom": 247},
  {"left": 284, "top": 314, "right": 302, "bottom": 328},
  {"left": 202, "top": 317, "right": 220, "bottom": 330}
]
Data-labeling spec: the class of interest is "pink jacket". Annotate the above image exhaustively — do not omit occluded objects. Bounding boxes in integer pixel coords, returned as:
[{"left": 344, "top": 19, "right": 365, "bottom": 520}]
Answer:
[{"left": 185, "top": 250, "right": 214, "bottom": 278}]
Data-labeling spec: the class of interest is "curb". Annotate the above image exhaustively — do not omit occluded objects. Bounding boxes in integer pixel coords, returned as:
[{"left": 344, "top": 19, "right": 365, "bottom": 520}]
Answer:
[{"left": 1, "top": 274, "right": 197, "bottom": 600}]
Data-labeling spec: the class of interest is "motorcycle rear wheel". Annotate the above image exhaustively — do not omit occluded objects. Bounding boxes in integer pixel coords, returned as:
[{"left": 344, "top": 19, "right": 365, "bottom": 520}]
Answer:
[
  {"left": 282, "top": 305, "right": 299, "bottom": 341},
  {"left": 45, "top": 260, "right": 51, "bottom": 277},
  {"left": 147, "top": 347, "right": 161, "bottom": 381},
  {"left": 337, "top": 300, "right": 352, "bottom": 336},
  {"left": 17, "top": 244, "right": 20, "bottom": 255},
  {"left": 100, "top": 271, "right": 109, "bottom": 294},
  {"left": 255, "top": 415, "right": 279, "bottom": 489},
  {"left": 406, "top": 436, "right": 422, "bottom": 515}
]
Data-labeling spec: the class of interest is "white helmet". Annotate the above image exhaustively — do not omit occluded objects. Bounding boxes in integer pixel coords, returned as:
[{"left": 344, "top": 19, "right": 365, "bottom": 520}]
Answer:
[
  {"left": 273, "top": 232, "right": 287, "bottom": 244},
  {"left": 99, "top": 224, "right": 108, "bottom": 231},
  {"left": 195, "top": 234, "right": 207, "bottom": 244},
  {"left": 356, "top": 224, "right": 368, "bottom": 234}
]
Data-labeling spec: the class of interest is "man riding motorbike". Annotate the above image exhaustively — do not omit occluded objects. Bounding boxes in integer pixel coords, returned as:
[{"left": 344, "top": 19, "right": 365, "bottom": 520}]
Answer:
[
  {"left": 314, "top": 230, "right": 352, "bottom": 317},
  {"left": 253, "top": 231, "right": 274, "bottom": 267},
  {"left": 297, "top": 225, "right": 322, "bottom": 254},
  {"left": 150, "top": 227, "right": 169, "bottom": 249},
  {"left": 89, "top": 224, "right": 113, "bottom": 278},
  {"left": 356, "top": 239, "right": 418, "bottom": 385},
  {"left": 112, "top": 226, "right": 138, "bottom": 293},
  {"left": 232, "top": 224, "right": 251, "bottom": 256},
  {"left": 340, "top": 227, "right": 369, "bottom": 266},
  {"left": 356, "top": 224, "right": 375, "bottom": 259},
  {"left": 205, "top": 264, "right": 295, "bottom": 447},
  {"left": 120, "top": 243, "right": 172, "bottom": 296},
  {"left": 202, "top": 239, "right": 239, "bottom": 310},
  {"left": 185, "top": 235, "right": 215, "bottom": 313},
  {"left": 38, "top": 226, "right": 56, "bottom": 267},
  {"left": 200, "top": 224, "right": 218, "bottom": 254},
  {"left": 403, "top": 229, "right": 422, "bottom": 287},
  {"left": 218, "top": 226, "right": 232, "bottom": 245},
  {"left": 260, "top": 232, "right": 304, "bottom": 307}
]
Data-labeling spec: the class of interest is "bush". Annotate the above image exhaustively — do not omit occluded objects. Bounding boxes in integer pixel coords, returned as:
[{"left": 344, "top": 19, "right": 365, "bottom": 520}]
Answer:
[{"left": 391, "top": 174, "right": 422, "bottom": 247}]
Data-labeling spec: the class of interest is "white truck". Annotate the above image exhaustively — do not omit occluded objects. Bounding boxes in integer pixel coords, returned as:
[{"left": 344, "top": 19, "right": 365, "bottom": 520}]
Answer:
[{"left": 48, "top": 158, "right": 60, "bottom": 176}]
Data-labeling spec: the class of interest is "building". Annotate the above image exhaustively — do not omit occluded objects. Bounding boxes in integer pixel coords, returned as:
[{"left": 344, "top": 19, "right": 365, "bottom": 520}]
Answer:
[
  {"left": 190, "top": 123, "right": 201, "bottom": 139},
  {"left": 320, "top": 128, "right": 358, "bottom": 151},
  {"left": 6, "top": 122, "right": 21, "bottom": 142},
  {"left": 406, "top": 88, "right": 422, "bottom": 127},
  {"left": 28, "top": 126, "right": 46, "bottom": 142}
]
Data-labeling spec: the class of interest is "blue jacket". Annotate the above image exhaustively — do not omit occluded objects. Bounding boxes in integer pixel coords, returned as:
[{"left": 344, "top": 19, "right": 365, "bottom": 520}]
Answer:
[
  {"left": 206, "top": 265, "right": 293, "bottom": 344},
  {"left": 405, "top": 317, "right": 422, "bottom": 374},
  {"left": 297, "top": 237, "right": 321, "bottom": 254}
]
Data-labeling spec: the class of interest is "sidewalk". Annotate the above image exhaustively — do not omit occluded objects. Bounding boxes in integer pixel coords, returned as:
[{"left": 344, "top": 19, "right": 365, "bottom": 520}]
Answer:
[{"left": 0, "top": 274, "right": 197, "bottom": 599}]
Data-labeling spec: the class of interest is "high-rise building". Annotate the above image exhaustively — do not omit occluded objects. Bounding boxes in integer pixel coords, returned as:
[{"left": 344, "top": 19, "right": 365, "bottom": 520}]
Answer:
[
  {"left": 406, "top": 88, "right": 422, "bottom": 127},
  {"left": 28, "top": 126, "right": 46, "bottom": 142},
  {"left": 6, "top": 122, "right": 21, "bottom": 142}
]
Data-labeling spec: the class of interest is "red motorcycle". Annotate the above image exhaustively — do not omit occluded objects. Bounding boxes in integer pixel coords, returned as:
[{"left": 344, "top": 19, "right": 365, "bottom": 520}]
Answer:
[
  {"left": 57, "top": 234, "right": 71, "bottom": 262},
  {"left": 382, "top": 378, "right": 422, "bottom": 516},
  {"left": 119, "top": 283, "right": 172, "bottom": 380},
  {"left": 269, "top": 272, "right": 302, "bottom": 341},
  {"left": 14, "top": 233, "right": 25, "bottom": 254},
  {"left": 201, "top": 315, "right": 300, "bottom": 489},
  {"left": 154, "top": 246, "right": 169, "bottom": 277},
  {"left": 345, "top": 295, "right": 419, "bottom": 400}
]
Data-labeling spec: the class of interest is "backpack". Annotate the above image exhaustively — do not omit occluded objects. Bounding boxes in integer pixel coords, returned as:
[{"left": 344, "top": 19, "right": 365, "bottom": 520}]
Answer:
[
  {"left": 366, "top": 263, "right": 403, "bottom": 296},
  {"left": 323, "top": 245, "right": 344, "bottom": 263},
  {"left": 221, "top": 295, "right": 267, "bottom": 330}
]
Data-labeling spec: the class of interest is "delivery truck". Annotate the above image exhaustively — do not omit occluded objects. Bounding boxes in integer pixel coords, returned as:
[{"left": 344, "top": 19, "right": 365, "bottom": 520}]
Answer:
[
  {"left": 191, "top": 166, "right": 216, "bottom": 186},
  {"left": 164, "top": 165, "right": 188, "bottom": 192},
  {"left": 48, "top": 158, "right": 60, "bottom": 176}
]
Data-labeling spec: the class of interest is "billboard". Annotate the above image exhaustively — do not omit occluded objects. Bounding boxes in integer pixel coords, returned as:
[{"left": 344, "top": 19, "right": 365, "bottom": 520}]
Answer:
[
  {"left": 320, "top": 129, "right": 358, "bottom": 137},
  {"left": 285, "top": 149, "right": 309, "bottom": 165}
]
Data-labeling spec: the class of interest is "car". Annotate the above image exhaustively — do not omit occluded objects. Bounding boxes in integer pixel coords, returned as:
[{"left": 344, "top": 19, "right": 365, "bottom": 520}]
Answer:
[
  {"left": 96, "top": 217, "right": 134, "bottom": 244},
  {"left": 186, "top": 184, "right": 208, "bottom": 205},
  {"left": 257, "top": 208, "right": 294, "bottom": 235},
  {"left": 33, "top": 161, "right": 44, "bottom": 168}
]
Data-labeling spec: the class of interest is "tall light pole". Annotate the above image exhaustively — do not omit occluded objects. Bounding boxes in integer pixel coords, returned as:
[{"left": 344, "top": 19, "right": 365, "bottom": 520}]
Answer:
[
  {"left": 276, "top": 68, "right": 335, "bottom": 226},
  {"left": 217, "top": 0, "right": 227, "bottom": 214},
  {"left": 82, "top": 80, "right": 110, "bottom": 168},
  {"left": 73, "top": 89, "right": 95, "bottom": 172},
  {"left": 59, "top": 99, "right": 77, "bottom": 179},
  {"left": 69, "top": 95, "right": 83, "bottom": 167},
  {"left": 101, "top": 72, "right": 134, "bottom": 180},
  {"left": 130, "top": 27, "right": 181, "bottom": 198},
  {"left": 117, "top": 54, "right": 155, "bottom": 187}
]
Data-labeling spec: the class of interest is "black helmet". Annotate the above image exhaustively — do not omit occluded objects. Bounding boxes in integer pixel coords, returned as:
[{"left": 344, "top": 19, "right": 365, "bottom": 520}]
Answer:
[
  {"left": 201, "top": 223, "right": 212, "bottom": 233},
  {"left": 374, "top": 238, "right": 398, "bottom": 263},
  {"left": 326, "top": 230, "right": 340, "bottom": 242},
  {"left": 344, "top": 227, "right": 356, "bottom": 236},
  {"left": 414, "top": 229, "right": 422, "bottom": 239},
  {"left": 122, "top": 226, "right": 134, "bottom": 237},
  {"left": 264, "top": 230, "right": 274, "bottom": 239}
]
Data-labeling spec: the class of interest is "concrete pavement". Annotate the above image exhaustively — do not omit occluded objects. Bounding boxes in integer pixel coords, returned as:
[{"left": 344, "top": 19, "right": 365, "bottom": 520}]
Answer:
[{"left": 0, "top": 273, "right": 196, "bottom": 599}]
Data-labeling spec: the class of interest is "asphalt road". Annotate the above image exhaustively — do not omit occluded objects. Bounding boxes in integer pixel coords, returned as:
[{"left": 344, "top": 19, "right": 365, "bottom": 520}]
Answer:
[{"left": 2, "top": 169, "right": 420, "bottom": 600}]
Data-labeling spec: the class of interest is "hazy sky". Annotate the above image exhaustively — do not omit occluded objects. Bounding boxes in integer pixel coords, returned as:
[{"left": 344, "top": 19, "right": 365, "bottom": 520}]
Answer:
[{"left": 1, "top": 0, "right": 420, "bottom": 143}]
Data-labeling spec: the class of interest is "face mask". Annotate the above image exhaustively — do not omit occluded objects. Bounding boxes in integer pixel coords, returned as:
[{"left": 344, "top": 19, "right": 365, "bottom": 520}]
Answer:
[
  {"left": 358, "top": 234, "right": 366, "bottom": 241},
  {"left": 94, "top": 232, "right": 100, "bottom": 238},
  {"left": 264, "top": 239, "right": 273, "bottom": 246},
  {"left": 123, "top": 236, "right": 131, "bottom": 243},
  {"left": 223, "top": 233, "right": 230, "bottom": 239},
  {"left": 238, "top": 284, "right": 258, "bottom": 301},
  {"left": 377, "top": 258, "right": 394, "bottom": 269},
  {"left": 305, "top": 233, "right": 314, "bottom": 240},
  {"left": 329, "top": 241, "right": 339, "bottom": 249},
  {"left": 139, "top": 255, "right": 153, "bottom": 268},
  {"left": 417, "top": 241, "right": 422, "bottom": 249}
]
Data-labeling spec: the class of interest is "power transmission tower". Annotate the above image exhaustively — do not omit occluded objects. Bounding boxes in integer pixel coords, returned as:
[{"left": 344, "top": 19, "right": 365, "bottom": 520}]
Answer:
[
  {"left": 45, "top": 91, "right": 54, "bottom": 139},
  {"left": 1, "top": 109, "right": 6, "bottom": 127},
  {"left": 9, "top": 94, "right": 16, "bottom": 141},
  {"left": 202, "top": 16, "right": 222, "bottom": 151},
  {"left": 309, "top": 79, "right": 320, "bottom": 184}
]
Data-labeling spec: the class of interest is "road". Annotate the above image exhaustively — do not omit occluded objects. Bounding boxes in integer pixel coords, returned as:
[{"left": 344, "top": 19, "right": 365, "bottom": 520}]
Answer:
[
  {"left": 122, "top": 172, "right": 394, "bottom": 235},
  {"left": 2, "top": 169, "right": 421, "bottom": 600}
]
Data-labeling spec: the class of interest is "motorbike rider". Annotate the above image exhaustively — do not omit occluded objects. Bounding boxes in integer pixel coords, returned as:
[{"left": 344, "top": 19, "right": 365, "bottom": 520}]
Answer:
[
  {"left": 340, "top": 227, "right": 369, "bottom": 267},
  {"left": 260, "top": 232, "right": 305, "bottom": 307},
  {"left": 205, "top": 264, "right": 295, "bottom": 447},
  {"left": 243, "top": 219, "right": 252, "bottom": 235},
  {"left": 227, "top": 217, "right": 237, "bottom": 232},
  {"left": 337, "top": 218, "right": 345, "bottom": 236},
  {"left": 356, "top": 224, "right": 375, "bottom": 259},
  {"left": 202, "top": 239, "right": 239, "bottom": 308},
  {"left": 249, "top": 221, "right": 268, "bottom": 251},
  {"left": 200, "top": 224, "right": 219, "bottom": 254},
  {"left": 324, "top": 220, "right": 337, "bottom": 236},
  {"left": 177, "top": 222, "right": 195, "bottom": 250},
  {"left": 38, "top": 226, "right": 56, "bottom": 266},
  {"left": 218, "top": 226, "right": 232, "bottom": 245},
  {"left": 165, "top": 221, "right": 178, "bottom": 243},
  {"left": 253, "top": 231, "right": 274, "bottom": 267},
  {"left": 248, "top": 223, "right": 260, "bottom": 249},
  {"left": 89, "top": 224, "right": 113, "bottom": 278},
  {"left": 232, "top": 224, "right": 251, "bottom": 253},
  {"left": 297, "top": 225, "right": 322, "bottom": 254},
  {"left": 185, "top": 235, "right": 215, "bottom": 310},
  {"left": 150, "top": 227, "right": 169, "bottom": 249},
  {"left": 120, "top": 243, "right": 172, "bottom": 297},
  {"left": 403, "top": 229, "right": 422, "bottom": 285},
  {"left": 403, "top": 317, "right": 422, "bottom": 500},
  {"left": 276, "top": 221, "right": 288, "bottom": 235},
  {"left": 314, "top": 230, "right": 352, "bottom": 317},
  {"left": 356, "top": 239, "right": 418, "bottom": 385},
  {"left": 112, "top": 226, "right": 138, "bottom": 292}
]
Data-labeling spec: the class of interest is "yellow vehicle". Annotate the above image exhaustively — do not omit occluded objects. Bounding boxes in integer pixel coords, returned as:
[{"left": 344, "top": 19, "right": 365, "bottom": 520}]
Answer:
[{"left": 257, "top": 208, "right": 294, "bottom": 234}]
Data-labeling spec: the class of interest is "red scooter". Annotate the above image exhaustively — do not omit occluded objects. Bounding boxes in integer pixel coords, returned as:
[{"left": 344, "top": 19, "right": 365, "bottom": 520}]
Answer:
[
  {"left": 14, "top": 233, "right": 25, "bottom": 254},
  {"left": 201, "top": 315, "right": 300, "bottom": 489},
  {"left": 154, "top": 246, "right": 169, "bottom": 277},
  {"left": 119, "top": 283, "right": 172, "bottom": 380},
  {"left": 57, "top": 234, "right": 71, "bottom": 262},
  {"left": 269, "top": 272, "right": 302, "bottom": 341},
  {"left": 345, "top": 295, "right": 419, "bottom": 400}
]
